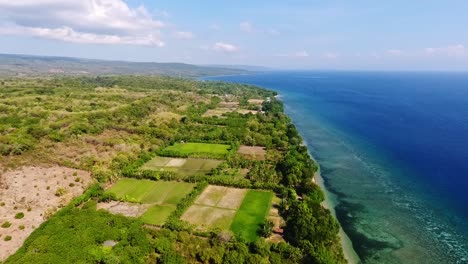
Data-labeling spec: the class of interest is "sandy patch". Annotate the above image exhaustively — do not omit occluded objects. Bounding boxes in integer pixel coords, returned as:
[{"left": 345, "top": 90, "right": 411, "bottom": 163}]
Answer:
[
  {"left": 237, "top": 145, "right": 266, "bottom": 160},
  {"left": 166, "top": 158, "right": 187, "bottom": 167},
  {"left": 97, "top": 201, "right": 150, "bottom": 217},
  {"left": 0, "top": 166, "right": 92, "bottom": 261}
]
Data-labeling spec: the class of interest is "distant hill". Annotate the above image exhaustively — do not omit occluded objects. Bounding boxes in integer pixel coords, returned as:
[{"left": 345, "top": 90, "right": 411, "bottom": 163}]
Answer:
[
  {"left": 0, "top": 53, "right": 249, "bottom": 77},
  {"left": 203, "top": 64, "right": 272, "bottom": 71}
]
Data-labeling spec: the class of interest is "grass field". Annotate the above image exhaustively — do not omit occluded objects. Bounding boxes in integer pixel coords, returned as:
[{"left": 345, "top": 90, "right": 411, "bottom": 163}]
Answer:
[
  {"left": 106, "top": 178, "right": 194, "bottom": 204},
  {"left": 230, "top": 190, "right": 273, "bottom": 242},
  {"left": 105, "top": 178, "right": 194, "bottom": 225},
  {"left": 141, "top": 156, "right": 222, "bottom": 176},
  {"left": 163, "top": 142, "right": 231, "bottom": 156},
  {"left": 140, "top": 204, "right": 176, "bottom": 225}
]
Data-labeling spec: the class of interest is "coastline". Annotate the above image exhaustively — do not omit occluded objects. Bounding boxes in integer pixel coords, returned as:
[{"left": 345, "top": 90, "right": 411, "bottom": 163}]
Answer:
[{"left": 314, "top": 169, "right": 361, "bottom": 264}]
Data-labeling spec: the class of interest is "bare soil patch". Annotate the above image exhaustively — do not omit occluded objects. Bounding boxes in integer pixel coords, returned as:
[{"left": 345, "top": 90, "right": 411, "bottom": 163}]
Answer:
[
  {"left": 266, "top": 197, "right": 285, "bottom": 243},
  {"left": 248, "top": 99, "right": 264, "bottom": 105},
  {"left": 97, "top": 201, "right": 150, "bottom": 217},
  {"left": 237, "top": 145, "right": 267, "bottom": 160},
  {"left": 218, "top": 101, "right": 239, "bottom": 109},
  {"left": 0, "top": 166, "right": 92, "bottom": 261}
]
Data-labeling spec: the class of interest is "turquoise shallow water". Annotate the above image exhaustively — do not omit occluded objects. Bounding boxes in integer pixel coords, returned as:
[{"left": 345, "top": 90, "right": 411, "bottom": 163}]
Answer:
[{"left": 204, "top": 71, "right": 468, "bottom": 264}]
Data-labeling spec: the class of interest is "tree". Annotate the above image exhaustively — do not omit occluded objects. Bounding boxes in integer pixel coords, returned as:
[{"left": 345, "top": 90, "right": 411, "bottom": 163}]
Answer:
[{"left": 259, "top": 220, "right": 275, "bottom": 238}]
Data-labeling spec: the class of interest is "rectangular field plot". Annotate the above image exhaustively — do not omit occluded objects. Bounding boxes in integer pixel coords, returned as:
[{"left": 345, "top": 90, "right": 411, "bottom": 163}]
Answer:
[
  {"left": 141, "top": 156, "right": 222, "bottom": 177},
  {"left": 162, "top": 142, "right": 231, "bottom": 156},
  {"left": 194, "top": 185, "right": 247, "bottom": 209},
  {"left": 106, "top": 178, "right": 194, "bottom": 204},
  {"left": 104, "top": 179, "right": 195, "bottom": 225},
  {"left": 181, "top": 186, "right": 272, "bottom": 238},
  {"left": 230, "top": 190, "right": 273, "bottom": 242},
  {"left": 140, "top": 204, "right": 176, "bottom": 225},
  {"left": 181, "top": 205, "right": 236, "bottom": 230}
]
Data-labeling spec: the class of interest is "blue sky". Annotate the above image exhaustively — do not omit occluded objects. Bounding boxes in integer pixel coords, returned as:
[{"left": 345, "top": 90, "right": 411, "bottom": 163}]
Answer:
[{"left": 0, "top": 0, "right": 468, "bottom": 70}]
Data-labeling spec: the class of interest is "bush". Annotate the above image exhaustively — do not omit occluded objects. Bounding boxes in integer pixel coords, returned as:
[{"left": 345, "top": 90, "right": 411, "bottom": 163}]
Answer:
[
  {"left": 15, "top": 212, "right": 25, "bottom": 219},
  {"left": 4, "top": 235, "right": 12, "bottom": 241},
  {"left": 55, "top": 187, "right": 67, "bottom": 197},
  {"left": 2, "top": 221, "right": 12, "bottom": 228}
]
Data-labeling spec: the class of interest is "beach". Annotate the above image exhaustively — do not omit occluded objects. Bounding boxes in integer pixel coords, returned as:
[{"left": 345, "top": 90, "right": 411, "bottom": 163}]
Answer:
[{"left": 314, "top": 169, "right": 361, "bottom": 264}]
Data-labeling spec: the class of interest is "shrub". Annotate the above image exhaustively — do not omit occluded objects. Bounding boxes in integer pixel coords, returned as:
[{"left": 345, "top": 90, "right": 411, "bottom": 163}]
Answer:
[
  {"left": 19, "top": 225, "right": 25, "bottom": 230},
  {"left": 4, "top": 235, "right": 12, "bottom": 241},
  {"left": 15, "top": 212, "right": 25, "bottom": 219},
  {"left": 55, "top": 187, "right": 67, "bottom": 197},
  {"left": 2, "top": 221, "right": 12, "bottom": 228}
]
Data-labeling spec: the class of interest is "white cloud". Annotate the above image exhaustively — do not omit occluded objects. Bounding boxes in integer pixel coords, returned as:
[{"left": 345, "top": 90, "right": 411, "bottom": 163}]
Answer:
[
  {"left": 267, "top": 29, "right": 280, "bottom": 36},
  {"left": 174, "top": 31, "right": 194, "bottom": 40},
  {"left": 0, "top": 25, "right": 164, "bottom": 46},
  {"left": 424, "top": 44, "right": 466, "bottom": 57},
  {"left": 275, "top": 51, "right": 310, "bottom": 58},
  {"left": 213, "top": 42, "right": 238, "bottom": 53},
  {"left": 324, "top": 52, "right": 339, "bottom": 59},
  {"left": 240, "top": 21, "right": 253, "bottom": 33},
  {"left": 0, "top": 0, "right": 165, "bottom": 46},
  {"left": 209, "top": 24, "right": 221, "bottom": 30},
  {"left": 294, "top": 51, "right": 309, "bottom": 57},
  {"left": 387, "top": 49, "right": 403, "bottom": 56}
]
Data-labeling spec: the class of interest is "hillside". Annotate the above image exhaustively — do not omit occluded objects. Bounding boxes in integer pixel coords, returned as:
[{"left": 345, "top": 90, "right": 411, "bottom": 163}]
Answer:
[{"left": 0, "top": 54, "right": 249, "bottom": 77}]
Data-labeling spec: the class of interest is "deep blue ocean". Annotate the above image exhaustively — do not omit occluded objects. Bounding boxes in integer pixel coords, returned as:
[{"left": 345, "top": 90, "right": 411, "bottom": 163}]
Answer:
[{"left": 204, "top": 71, "right": 468, "bottom": 264}]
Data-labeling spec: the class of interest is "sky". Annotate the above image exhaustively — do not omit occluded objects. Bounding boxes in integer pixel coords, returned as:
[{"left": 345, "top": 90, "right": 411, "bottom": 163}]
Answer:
[{"left": 0, "top": 0, "right": 468, "bottom": 70}]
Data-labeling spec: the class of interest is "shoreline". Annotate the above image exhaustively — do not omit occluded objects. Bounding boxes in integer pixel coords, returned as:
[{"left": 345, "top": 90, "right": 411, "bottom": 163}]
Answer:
[{"left": 314, "top": 169, "right": 361, "bottom": 264}]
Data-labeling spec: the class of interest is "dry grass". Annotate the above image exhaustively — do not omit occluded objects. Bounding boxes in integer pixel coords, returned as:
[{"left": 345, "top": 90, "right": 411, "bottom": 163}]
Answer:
[
  {"left": 194, "top": 186, "right": 247, "bottom": 209},
  {"left": 202, "top": 108, "right": 234, "bottom": 117},
  {"left": 237, "top": 110, "right": 259, "bottom": 115},
  {"left": 237, "top": 145, "right": 267, "bottom": 160},
  {"left": 0, "top": 166, "right": 92, "bottom": 260},
  {"left": 247, "top": 99, "right": 264, "bottom": 105},
  {"left": 218, "top": 101, "right": 239, "bottom": 109},
  {"left": 181, "top": 205, "right": 236, "bottom": 230}
]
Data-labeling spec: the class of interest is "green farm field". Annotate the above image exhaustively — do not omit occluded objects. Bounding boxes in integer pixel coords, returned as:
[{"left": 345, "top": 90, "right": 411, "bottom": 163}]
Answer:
[
  {"left": 230, "top": 190, "right": 273, "bottom": 242},
  {"left": 106, "top": 178, "right": 194, "bottom": 204},
  {"left": 140, "top": 204, "right": 176, "bottom": 225},
  {"left": 162, "top": 142, "right": 231, "bottom": 156},
  {"left": 105, "top": 178, "right": 194, "bottom": 225}
]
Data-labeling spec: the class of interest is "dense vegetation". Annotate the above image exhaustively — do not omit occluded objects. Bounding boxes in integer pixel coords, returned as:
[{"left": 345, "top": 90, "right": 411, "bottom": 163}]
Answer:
[{"left": 1, "top": 76, "right": 345, "bottom": 263}]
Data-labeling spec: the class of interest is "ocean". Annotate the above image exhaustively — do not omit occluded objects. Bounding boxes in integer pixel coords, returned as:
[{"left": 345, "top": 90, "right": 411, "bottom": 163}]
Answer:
[{"left": 203, "top": 71, "right": 468, "bottom": 264}]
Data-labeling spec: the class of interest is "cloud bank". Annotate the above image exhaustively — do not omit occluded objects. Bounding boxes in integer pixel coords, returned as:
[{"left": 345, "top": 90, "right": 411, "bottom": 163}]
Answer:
[{"left": 0, "top": 0, "right": 165, "bottom": 46}]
